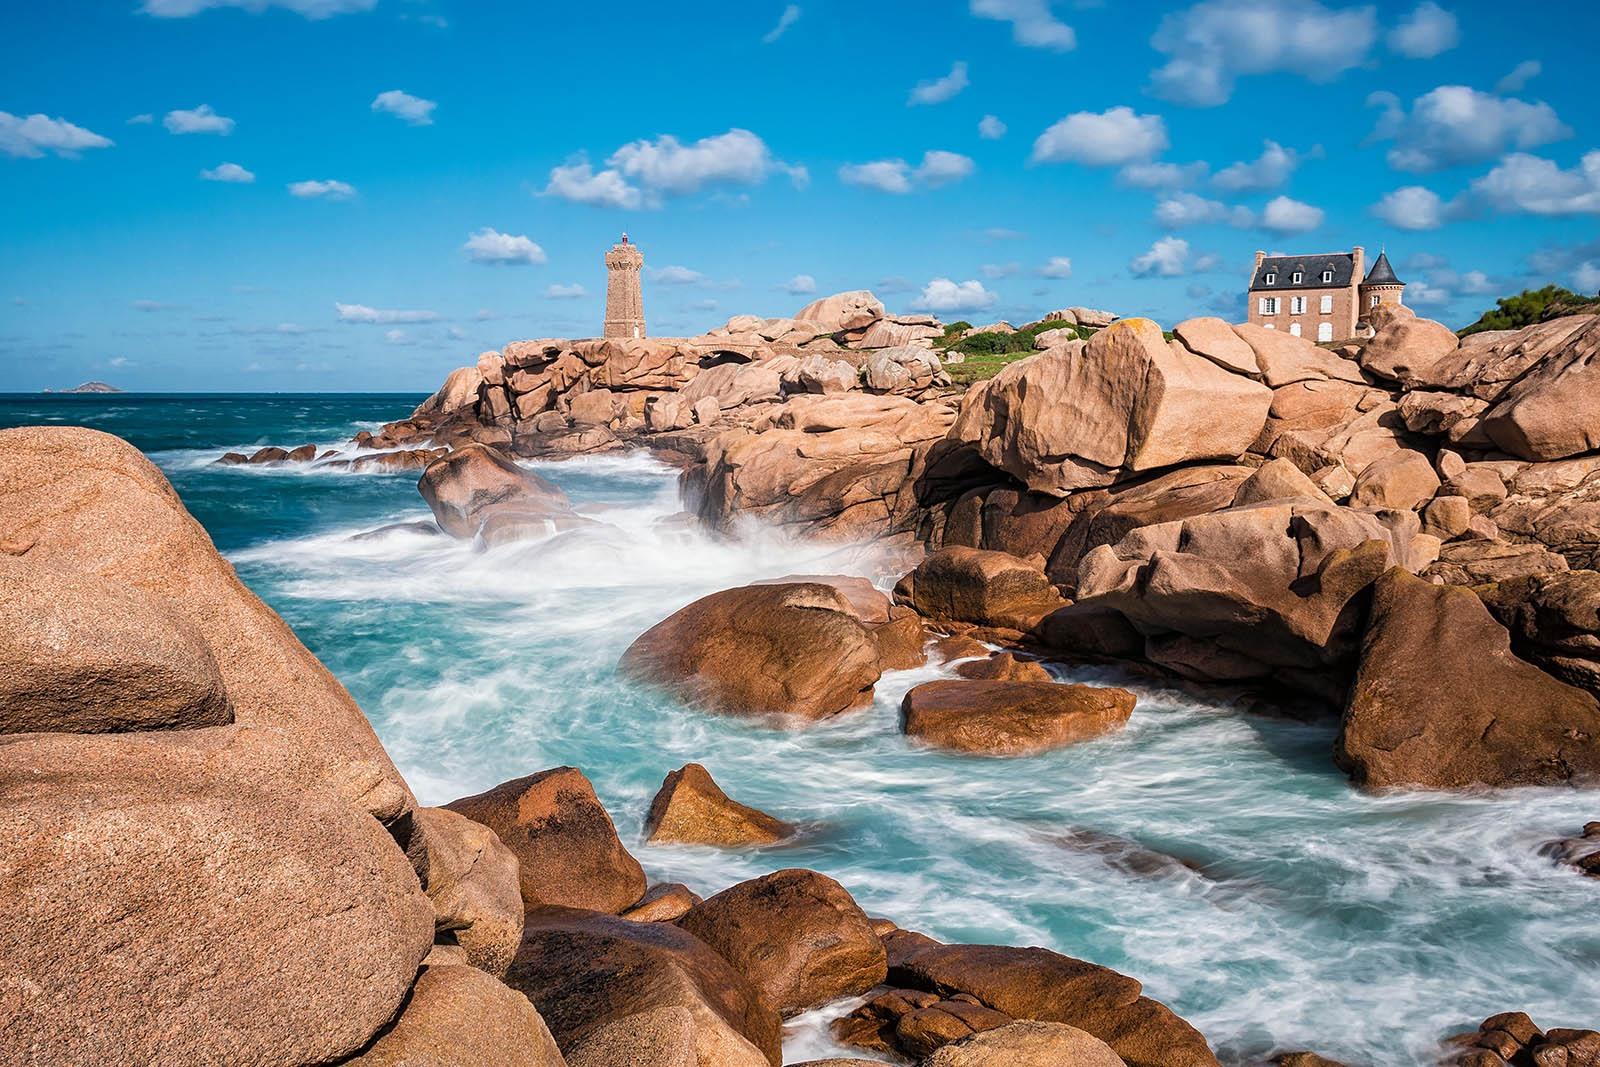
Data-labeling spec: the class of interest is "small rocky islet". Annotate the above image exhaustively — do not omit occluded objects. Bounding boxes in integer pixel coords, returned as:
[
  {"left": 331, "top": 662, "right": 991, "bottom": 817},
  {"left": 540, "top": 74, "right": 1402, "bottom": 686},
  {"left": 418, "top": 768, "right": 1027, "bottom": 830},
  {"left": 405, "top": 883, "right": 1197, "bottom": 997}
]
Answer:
[{"left": 7, "top": 288, "right": 1600, "bottom": 1065}]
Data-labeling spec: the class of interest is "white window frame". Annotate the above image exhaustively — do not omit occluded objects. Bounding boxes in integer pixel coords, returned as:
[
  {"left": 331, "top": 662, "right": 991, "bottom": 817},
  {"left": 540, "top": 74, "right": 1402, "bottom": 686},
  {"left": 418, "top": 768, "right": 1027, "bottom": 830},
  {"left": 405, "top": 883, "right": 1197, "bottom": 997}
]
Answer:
[
  {"left": 1291, "top": 296, "right": 1306, "bottom": 315},
  {"left": 1259, "top": 296, "right": 1279, "bottom": 315},
  {"left": 1317, "top": 322, "right": 1334, "bottom": 342},
  {"left": 1264, "top": 272, "right": 1276, "bottom": 284},
  {"left": 1370, "top": 294, "right": 1381, "bottom": 308},
  {"left": 1320, "top": 295, "right": 1334, "bottom": 314},
  {"left": 1292, "top": 271, "right": 1303, "bottom": 284},
  {"left": 1290, "top": 323, "right": 1302, "bottom": 337},
  {"left": 1322, "top": 270, "right": 1334, "bottom": 283}
]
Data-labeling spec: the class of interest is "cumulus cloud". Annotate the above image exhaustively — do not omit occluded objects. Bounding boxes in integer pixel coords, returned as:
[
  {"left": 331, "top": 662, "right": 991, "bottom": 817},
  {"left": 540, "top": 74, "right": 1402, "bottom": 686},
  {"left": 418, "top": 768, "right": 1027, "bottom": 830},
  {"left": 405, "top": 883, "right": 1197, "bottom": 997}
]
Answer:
[
  {"left": 1149, "top": 0, "right": 1377, "bottom": 107},
  {"left": 1368, "top": 85, "right": 1570, "bottom": 173},
  {"left": 1155, "top": 192, "right": 1254, "bottom": 228},
  {"left": 1495, "top": 60, "right": 1542, "bottom": 95},
  {"left": 164, "top": 104, "right": 234, "bottom": 135},
  {"left": 1211, "top": 140, "right": 1312, "bottom": 193},
  {"left": 1260, "top": 195, "right": 1324, "bottom": 233},
  {"left": 1038, "top": 256, "right": 1073, "bottom": 279},
  {"left": 838, "top": 151, "right": 976, "bottom": 193},
  {"left": 1031, "top": 106, "right": 1168, "bottom": 166},
  {"left": 1467, "top": 152, "right": 1600, "bottom": 217},
  {"left": 1372, "top": 185, "right": 1448, "bottom": 230},
  {"left": 371, "top": 90, "right": 436, "bottom": 126},
  {"left": 911, "top": 278, "right": 998, "bottom": 313},
  {"left": 978, "top": 114, "right": 1007, "bottom": 140},
  {"left": 1130, "top": 236, "right": 1194, "bottom": 277},
  {"left": 288, "top": 179, "right": 355, "bottom": 199},
  {"left": 335, "top": 303, "right": 439, "bottom": 324},
  {"left": 200, "top": 161, "right": 254, "bottom": 182},
  {"left": 140, "top": 0, "right": 375, "bottom": 15},
  {"left": 969, "top": 0, "right": 1075, "bottom": 50},
  {"left": 545, "top": 284, "right": 587, "bottom": 299},
  {"left": 762, "top": 4, "right": 801, "bottom": 43},
  {"left": 908, "top": 61, "right": 969, "bottom": 106},
  {"left": 1387, "top": 1, "right": 1459, "bottom": 58},
  {"left": 0, "top": 112, "right": 113, "bottom": 158},
  {"left": 462, "top": 227, "right": 546, "bottom": 265},
  {"left": 650, "top": 265, "right": 705, "bottom": 285},
  {"left": 542, "top": 129, "right": 801, "bottom": 210},
  {"left": 783, "top": 274, "right": 817, "bottom": 294},
  {"left": 1119, "top": 160, "right": 1208, "bottom": 190}
]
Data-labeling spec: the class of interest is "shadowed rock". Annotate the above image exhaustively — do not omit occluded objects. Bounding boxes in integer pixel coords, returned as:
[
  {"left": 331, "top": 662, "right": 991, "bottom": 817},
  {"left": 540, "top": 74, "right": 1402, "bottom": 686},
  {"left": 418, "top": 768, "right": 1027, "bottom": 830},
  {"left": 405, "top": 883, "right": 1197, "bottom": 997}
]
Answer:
[{"left": 417, "top": 443, "right": 577, "bottom": 540}]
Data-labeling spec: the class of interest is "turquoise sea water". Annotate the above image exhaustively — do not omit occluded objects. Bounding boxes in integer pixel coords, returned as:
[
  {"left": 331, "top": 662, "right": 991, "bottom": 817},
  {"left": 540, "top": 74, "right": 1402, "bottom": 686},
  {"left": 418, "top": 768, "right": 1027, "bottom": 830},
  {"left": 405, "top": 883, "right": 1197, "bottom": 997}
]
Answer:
[{"left": 4, "top": 393, "right": 1597, "bottom": 1065}]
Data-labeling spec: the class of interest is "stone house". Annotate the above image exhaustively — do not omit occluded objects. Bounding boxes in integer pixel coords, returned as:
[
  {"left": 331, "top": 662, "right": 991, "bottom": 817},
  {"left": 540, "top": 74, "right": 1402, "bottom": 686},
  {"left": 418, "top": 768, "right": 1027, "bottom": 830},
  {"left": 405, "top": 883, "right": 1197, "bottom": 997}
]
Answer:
[{"left": 1246, "top": 246, "right": 1405, "bottom": 342}]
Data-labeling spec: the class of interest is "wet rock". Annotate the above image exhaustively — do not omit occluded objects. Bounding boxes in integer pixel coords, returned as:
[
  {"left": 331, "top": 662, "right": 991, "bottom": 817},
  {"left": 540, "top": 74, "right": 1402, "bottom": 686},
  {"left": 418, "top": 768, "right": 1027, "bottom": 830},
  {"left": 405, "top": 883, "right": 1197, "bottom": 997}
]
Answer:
[
  {"left": 644, "top": 763, "right": 794, "bottom": 847},
  {"left": 901, "top": 679, "right": 1135, "bottom": 756},
  {"left": 1273, "top": 1054, "right": 1349, "bottom": 1067},
  {"left": 895, "top": 546, "right": 1067, "bottom": 631},
  {"left": 346, "top": 963, "right": 565, "bottom": 1066},
  {"left": 922, "top": 1020, "right": 1129, "bottom": 1066},
  {"left": 217, "top": 451, "right": 249, "bottom": 464},
  {"left": 445, "top": 767, "right": 646, "bottom": 914},
  {"left": 1047, "top": 827, "right": 1205, "bottom": 882},
  {"left": 619, "top": 883, "right": 703, "bottom": 923},
  {"left": 1478, "top": 570, "right": 1600, "bottom": 697},
  {"left": 418, "top": 443, "right": 575, "bottom": 539},
  {"left": 874, "top": 613, "right": 933, "bottom": 669},
  {"left": 507, "top": 906, "right": 781, "bottom": 1066},
  {"left": 1442, "top": 1013, "right": 1600, "bottom": 1067},
  {"left": 889, "top": 941, "right": 1219, "bottom": 1067},
  {"left": 1540, "top": 822, "right": 1600, "bottom": 877},
  {"left": 677, "top": 868, "right": 886, "bottom": 1016},
  {"left": 953, "top": 651, "right": 1053, "bottom": 682},
  {"left": 0, "top": 561, "right": 233, "bottom": 734},
  {"left": 619, "top": 582, "right": 884, "bottom": 721},
  {"left": 350, "top": 519, "right": 444, "bottom": 542},
  {"left": 833, "top": 987, "right": 1014, "bottom": 1059},
  {"left": 402, "top": 806, "right": 524, "bottom": 977},
  {"left": 249, "top": 445, "right": 290, "bottom": 463},
  {"left": 1336, "top": 568, "right": 1600, "bottom": 789}
]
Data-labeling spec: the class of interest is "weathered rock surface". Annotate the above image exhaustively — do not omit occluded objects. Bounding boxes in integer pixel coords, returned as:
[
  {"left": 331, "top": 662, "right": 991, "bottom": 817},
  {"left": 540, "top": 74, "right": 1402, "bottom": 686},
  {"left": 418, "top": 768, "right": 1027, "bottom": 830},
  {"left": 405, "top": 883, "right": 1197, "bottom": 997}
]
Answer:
[
  {"left": 445, "top": 767, "right": 646, "bottom": 914},
  {"left": 1477, "top": 315, "right": 1600, "bottom": 461},
  {"left": 921, "top": 1021, "right": 1129, "bottom": 1066},
  {"left": 677, "top": 868, "right": 887, "bottom": 1016},
  {"left": 619, "top": 582, "right": 883, "bottom": 721},
  {"left": 895, "top": 546, "right": 1067, "bottom": 631},
  {"left": 796, "top": 290, "right": 885, "bottom": 333},
  {"left": 1478, "top": 570, "right": 1600, "bottom": 698},
  {"left": 562, "top": 1006, "right": 697, "bottom": 1067},
  {"left": 403, "top": 805, "right": 525, "bottom": 977},
  {"left": 418, "top": 443, "right": 577, "bottom": 540},
  {"left": 508, "top": 906, "right": 781, "bottom": 1066},
  {"left": 619, "top": 882, "right": 703, "bottom": 923},
  {"left": 1336, "top": 568, "right": 1600, "bottom": 789},
  {"left": 901, "top": 679, "right": 1135, "bottom": 756},
  {"left": 643, "top": 762, "right": 794, "bottom": 847},
  {"left": 347, "top": 963, "right": 566, "bottom": 1066},
  {"left": 1359, "top": 315, "right": 1460, "bottom": 385},
  {"left": 1348, "top": 449, "right": 1440, "bottom": 511},
  {"left": 1441, "top": 1012, "right": 1600, "bottom": 1067}
]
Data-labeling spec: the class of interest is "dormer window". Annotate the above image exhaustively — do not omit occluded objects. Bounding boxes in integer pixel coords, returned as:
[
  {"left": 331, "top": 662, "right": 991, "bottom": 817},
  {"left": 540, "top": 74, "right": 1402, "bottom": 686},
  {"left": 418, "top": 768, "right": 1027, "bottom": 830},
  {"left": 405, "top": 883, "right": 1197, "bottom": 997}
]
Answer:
[
  {"left": 1292, "top": 271, "right": 1303, "bottom": 283},
  {"left": 1265, "top": 272, "right": 1277, "bottom": 284},
  {"left": 1322, "top": 270, "right": 1334, "bottom": 283}
]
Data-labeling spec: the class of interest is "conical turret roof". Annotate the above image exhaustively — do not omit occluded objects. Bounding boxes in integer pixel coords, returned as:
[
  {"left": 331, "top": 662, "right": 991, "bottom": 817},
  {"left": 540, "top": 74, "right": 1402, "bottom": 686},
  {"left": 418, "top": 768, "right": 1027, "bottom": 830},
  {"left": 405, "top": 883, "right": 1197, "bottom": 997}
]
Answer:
[{"left": 1364, "top": 251, "right": 1402, "bottom": 286}]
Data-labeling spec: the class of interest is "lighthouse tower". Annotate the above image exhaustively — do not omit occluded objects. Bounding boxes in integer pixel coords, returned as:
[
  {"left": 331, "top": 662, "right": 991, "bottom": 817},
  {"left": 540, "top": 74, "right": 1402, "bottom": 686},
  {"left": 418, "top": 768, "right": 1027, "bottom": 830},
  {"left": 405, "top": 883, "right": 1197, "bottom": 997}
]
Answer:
[{"left": 603, "top": 233, "right": 645, "bottom": 339}]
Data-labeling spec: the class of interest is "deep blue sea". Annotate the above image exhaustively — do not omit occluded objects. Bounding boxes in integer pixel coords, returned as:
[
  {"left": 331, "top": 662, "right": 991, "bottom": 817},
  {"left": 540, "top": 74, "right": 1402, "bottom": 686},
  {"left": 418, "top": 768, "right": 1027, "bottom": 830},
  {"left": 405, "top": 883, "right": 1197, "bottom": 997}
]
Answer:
[{"left": 3, "top": 393, "right": 1596, "bottom": 1065}]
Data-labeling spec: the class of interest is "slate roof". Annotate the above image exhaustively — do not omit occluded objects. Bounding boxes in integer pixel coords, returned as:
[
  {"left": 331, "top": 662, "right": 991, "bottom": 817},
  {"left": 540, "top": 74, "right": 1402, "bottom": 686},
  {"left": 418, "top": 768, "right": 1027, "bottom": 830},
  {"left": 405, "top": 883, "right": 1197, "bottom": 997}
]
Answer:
[
  {"left": 1249, "top": 252, "right": 1355, "bottom": 291},
  {"left": 1364, "top": 251, "right": 1403, "bottom": 286}
]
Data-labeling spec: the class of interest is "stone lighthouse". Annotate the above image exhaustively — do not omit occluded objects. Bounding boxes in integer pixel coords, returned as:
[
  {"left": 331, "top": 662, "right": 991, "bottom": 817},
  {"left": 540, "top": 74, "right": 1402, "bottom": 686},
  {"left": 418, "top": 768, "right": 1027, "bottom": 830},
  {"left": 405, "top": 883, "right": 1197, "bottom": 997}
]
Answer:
[{"left": 603, "top": 233, "right": 645, "bottom": 339}]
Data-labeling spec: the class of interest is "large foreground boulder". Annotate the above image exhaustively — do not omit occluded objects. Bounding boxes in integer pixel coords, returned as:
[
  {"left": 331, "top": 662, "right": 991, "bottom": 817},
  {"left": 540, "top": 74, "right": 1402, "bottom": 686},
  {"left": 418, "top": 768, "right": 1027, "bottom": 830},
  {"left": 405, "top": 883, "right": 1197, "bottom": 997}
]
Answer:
[
  {"left": 644, "top": 763, "right": 794, "bottom": 847},
  {"left": 901, "top": 680, "right": 1135, "bottom": 756},
  {"left": 619, "top": 582, "right": 884, "bottom": 721},
  {"left": 677, "top": 869, "right": 887, "bottom": 1016},
  {"left": 507, "top": 907, "right": 781, "bottom": 1066},
  {"left": 445, "top": 767, "right": 646, "bottom": 914},
  {"left": 1336, "top": 569, "right": 1600, "bottom": 789},
  {"left": 1477, "top": 315, "right": 1600, "bottom": 461},
  {"left": 418, "top": 443, "right": 577, "bottom": 540},
  {"left": 348, "top": 963, "right": 566, "bottom": 1066}
]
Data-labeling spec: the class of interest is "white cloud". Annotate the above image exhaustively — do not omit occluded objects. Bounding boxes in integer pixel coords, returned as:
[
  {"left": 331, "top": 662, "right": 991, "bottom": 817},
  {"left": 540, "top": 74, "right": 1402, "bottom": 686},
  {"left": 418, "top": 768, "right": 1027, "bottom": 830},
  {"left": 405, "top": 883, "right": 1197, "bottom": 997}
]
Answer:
[
  {"left": 1576, "top": 262, "right": 1600, "bottom": 294},
  {"left": 335, "top": 303, "right": 439, "bottom": 323},
  {"left": 909, "top": 61, "right": 969, "bottom": 106},
  {"left": 1031, "top": 106, "right": 1168, "bottom": 166},
  {"left": 1369, "top": 85, "right": 1570, "bottom": 173},
  {"left": 1406, "top": 280, "right": 1452, "bottom": 307},
  {"left": 1155, "top": 192, "right": 1254, "bottom": 228},
  {"left": 1467, "top": 151, "right": 1600, "bottom": 217},
  {"left": 200, "top": 161, "right": 254, "bottom": 183},
  {"left": 1495, "top": 60, "right": 1541, "bottom": 95},
  {"left": 1130, "top": 236, "right": 1193, "bottom": 277},
  {"left": 1260, "top": 195, "right": 1324, "bottom": 233},
  {"left": 1373, "top": 185, "right": 1447, "bottom": 230},
  {"left": 462, "top": 227, "right": 546, "bottom": 265},
  {"left": 371, "top": 90, "right": 436, "bottom": 126},
  {"left": 1038, "top": 256, "right": 1073, "bottom": 279},
  {"left": 981, "top": 263, "right": 1020, "bottom": 279},
  {"left": 544, "top": 129, "right": 802, "bottom": 210},
  {"left": 783, "top": 274, "right": 817, "bottom": 294},
  {"left": 164, "top": 104, "right": 234, "bottom": 135},
  {"left": 288, "top": 179, "right": 355, "bottom": 199},
  {"left": 0, "top": 112, "right": 113, "bottom": 158},
  {"left": 978, "top": 114, "right": 1007, "bottom": 140},
  {"left": 127, "top": 113, "right": 154, "bottom": 125},
  {"left": 542, "top": 161, "right": 644, "bottom": 209},
  {"left": 916, "top": 150, "right": 975, "bottom": 187},
  {"left": 384, "top": 328, "right": 410, "bottom": 344},
  {"left": 1387, "top": 1, "right": 1459, "bottom": 58},
  {"left": 839, "top": 151, "right": 974, "bottom": 193},
  {"left": 140, "top": 0, "right": 375, "bottom": 16},
  {"left": 1149, "top": 0, "right": 1377, "bottom": 107},
  {"left": 651, "top": 265, "right": 705, "bottom": 285},
  {"left": 970, "top": 0, "right": 1075, "bottom": 50},
  {"left": 1212, "top": 140, "right": 1309, "bottom": 192},
  {"left": 1119, "top": 160, "right": 1208, "bottom": 189},
  {"left": 762, "top": 4, "right": 801, "bottom": 43},
  {"left": 545, "top": 284, "right": 587, "bottom": 299},
  {"left": 910, "top": 278, "right": 998, "bottom": 313}
]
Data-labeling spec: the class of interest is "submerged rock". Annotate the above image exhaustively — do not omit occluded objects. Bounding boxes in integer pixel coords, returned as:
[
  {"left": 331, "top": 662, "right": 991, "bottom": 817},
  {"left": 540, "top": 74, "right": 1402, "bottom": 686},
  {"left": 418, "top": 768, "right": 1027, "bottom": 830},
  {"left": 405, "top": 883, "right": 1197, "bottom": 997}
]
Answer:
[
  {"left": 417, "top": 443, "right": 576, "bottom": 540},
  {"left": 901, "top": 679, "right": 1135, "bottom": 756},
  {"left": 643, "top": 762, "right": 794, "bottom": 847}
]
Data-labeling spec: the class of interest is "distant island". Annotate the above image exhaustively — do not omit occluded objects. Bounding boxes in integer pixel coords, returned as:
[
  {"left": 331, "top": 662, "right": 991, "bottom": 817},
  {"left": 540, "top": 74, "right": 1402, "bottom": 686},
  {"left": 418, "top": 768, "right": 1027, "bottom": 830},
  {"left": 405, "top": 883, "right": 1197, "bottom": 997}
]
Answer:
[{"left": 44, "top": 381, "right": 122, "bottom": 394}]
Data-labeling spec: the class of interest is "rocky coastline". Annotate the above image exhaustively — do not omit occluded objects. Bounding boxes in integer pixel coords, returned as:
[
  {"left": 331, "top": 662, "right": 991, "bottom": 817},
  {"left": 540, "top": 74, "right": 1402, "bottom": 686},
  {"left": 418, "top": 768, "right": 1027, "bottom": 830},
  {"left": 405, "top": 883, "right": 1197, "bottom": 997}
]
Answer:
[{"left": 8, "top": 286, "right": 1600, "bottom": 1064}]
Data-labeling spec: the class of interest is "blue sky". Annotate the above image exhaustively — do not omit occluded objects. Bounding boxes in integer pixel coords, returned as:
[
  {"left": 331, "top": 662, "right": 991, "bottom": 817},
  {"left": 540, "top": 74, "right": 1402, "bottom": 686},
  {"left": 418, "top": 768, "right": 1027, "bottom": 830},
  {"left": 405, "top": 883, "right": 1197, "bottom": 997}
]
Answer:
[{"left": 2, "top": 0, "right": 1597, "bottom": 392}]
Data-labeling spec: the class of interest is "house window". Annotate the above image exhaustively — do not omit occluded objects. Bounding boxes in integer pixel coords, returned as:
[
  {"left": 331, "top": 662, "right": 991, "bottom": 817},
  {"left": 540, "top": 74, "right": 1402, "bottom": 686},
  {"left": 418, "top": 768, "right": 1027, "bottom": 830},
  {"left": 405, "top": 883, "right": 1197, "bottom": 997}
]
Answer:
[
  {"left": 1292, "top": 271, "right": 1303, "bottom": 284},
  {"left": 1320, "top": 295, "right": 1334, "bottom": 314},
  {"left": 1370, "top": 294, "right": 1381, "bottom": 308},
  {"left": 1322, "top": 270, "right": 1334, "bottom": 283},
  {"left": 1317, "top": 322, "right": 1334, "bottom": 342},
  {"left": 1291, "top": 296, "right": 1306, "bottom": 314},
  {"left": 1290, "top": 323, "right": 1302, "bottom": 337},
  {"left": 1259, "top": 296, "right": 1279, "bottom": 315},
  {"left": 1265, "top": 273, "right": 1277, "bottom": 284}
]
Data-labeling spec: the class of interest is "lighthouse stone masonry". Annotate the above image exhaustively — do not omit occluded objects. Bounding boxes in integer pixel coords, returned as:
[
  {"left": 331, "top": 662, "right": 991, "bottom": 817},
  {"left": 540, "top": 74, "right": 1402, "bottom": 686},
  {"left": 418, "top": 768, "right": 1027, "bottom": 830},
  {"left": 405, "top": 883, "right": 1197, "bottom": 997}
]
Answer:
[{"left": 603, "top": 233, "right": 646, "bottom": 340}]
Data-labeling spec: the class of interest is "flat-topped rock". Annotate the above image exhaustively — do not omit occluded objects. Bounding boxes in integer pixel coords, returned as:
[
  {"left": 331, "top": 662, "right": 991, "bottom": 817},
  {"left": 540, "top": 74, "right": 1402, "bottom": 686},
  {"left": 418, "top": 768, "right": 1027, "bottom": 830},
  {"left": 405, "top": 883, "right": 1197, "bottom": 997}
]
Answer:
[{"left": 901, "top": 679, "right": 1135, "bottom": 756}]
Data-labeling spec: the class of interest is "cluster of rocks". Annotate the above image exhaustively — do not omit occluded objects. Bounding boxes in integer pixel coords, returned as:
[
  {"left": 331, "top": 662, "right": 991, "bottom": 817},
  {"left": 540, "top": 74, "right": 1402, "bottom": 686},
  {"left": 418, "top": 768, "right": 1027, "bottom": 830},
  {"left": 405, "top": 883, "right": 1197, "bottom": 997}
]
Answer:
[
  {"left": 217, "top": 438, "right": 446, "bottom": 473},
  {"left": 1442, "top": 1012, "right": 1600, "bottom": 1066}
]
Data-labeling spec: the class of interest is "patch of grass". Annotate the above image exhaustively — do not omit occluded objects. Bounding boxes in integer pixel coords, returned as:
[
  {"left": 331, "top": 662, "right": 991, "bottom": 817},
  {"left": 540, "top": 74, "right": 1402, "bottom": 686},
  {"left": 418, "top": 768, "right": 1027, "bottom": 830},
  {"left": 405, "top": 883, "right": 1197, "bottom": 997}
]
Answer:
[{"left": 945, "top": 350, "right": 1039, "bottom": 385}]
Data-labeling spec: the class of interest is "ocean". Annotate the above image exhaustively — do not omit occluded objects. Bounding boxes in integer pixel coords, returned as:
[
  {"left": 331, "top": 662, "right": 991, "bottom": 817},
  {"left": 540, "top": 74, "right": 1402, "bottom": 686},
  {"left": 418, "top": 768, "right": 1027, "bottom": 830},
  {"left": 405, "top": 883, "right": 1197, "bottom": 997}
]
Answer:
[{"left": 3, "top": 392, "right": 1595, "bottom": 1064}]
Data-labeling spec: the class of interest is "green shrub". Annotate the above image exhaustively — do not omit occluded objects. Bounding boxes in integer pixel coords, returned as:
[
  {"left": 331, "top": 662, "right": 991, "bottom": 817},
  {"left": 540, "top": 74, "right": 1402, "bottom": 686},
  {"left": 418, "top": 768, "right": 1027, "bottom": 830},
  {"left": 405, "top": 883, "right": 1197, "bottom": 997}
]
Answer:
[{"left": 1459, "top": 285, "right": 1600, "bottom": 336}]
